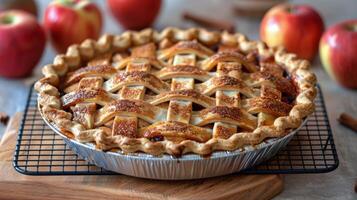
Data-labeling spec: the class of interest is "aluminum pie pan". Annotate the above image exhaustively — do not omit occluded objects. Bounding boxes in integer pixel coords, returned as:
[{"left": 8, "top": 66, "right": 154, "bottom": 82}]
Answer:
[{"left": 40, "top": 108, "right": 307, "bottom": 180}]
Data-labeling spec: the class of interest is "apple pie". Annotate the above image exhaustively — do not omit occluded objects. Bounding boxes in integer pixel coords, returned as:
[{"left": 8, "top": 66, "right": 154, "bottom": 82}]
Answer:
[{"left": 35, "top": 28, "right": 316, "bottom": 156}]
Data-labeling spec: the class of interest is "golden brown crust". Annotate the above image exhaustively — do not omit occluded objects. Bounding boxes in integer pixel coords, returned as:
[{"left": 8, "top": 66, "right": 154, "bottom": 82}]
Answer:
[
  {"left": 247, "top": 97, "right": 293, "bottom": 117},
  {"left": 201, "top": 51, "right": 258, "bottom": 72},
  {"left": 61, "top": 89, "right": 115, "bottom": 108},
  {"left": 65, "top": 65, "right": 116, "bottom": 86},
  {"left": 156, "top": 65, "right": 211, "bottom": 81},
  {"left": 159, "top": 41, "right": 214, "bottom": 60},
  {"left": 140, "top": 121, "right": 212, "bottom": 143},
  {"left": 71, "top": 103, "right": 97, "bottom": 129},
  {"left": 103, "top": 71, "right": 170, "bottom": 93},
  {"left": 195, "top": 106, "right": 257, "bottom": 130},
  {"left": 35, "top": 28, "right": 317, "bottom": 156},
  {"left": 148, "top": 89, "right": 215, "bottom": 108}
]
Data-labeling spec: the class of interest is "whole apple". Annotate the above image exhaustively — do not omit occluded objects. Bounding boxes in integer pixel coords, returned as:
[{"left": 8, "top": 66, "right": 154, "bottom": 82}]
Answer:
[
  {"left": 0, "top": 0, "right": 37, "bottom": 17},
  {"left": 107, "top": 0, "right": 161, "bottom": 30},
  {"left": 44, "top": 0, "right": 102, "bottom": 53},
  {"left": 0, "top": 10, "right": 46, "bottom": 78},
  {"left": 320, "top": 20, "right": 357, "bottom": 89},
  {"left": 260, "top": 4, "right": 324, "bottom": 61}
]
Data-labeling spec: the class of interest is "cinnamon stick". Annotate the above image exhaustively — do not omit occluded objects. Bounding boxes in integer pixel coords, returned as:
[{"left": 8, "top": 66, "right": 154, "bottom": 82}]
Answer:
[
  {"left": 0, "top": 112, "right": 9, "bottom": 125},
  {"left": 338, "top": 113, "right": 357, "bottom": 132},
  {"left": 233, "top": 6, "right": 268, "bottom": 17},
  {"left": 182, "top": 12, "right": 235, "bottom": 33}
]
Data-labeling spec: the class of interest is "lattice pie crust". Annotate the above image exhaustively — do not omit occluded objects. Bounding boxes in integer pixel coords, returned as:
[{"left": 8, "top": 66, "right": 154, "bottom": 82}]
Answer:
[{"left": 35, "top": 28, "right": 316, "bottom": 156}]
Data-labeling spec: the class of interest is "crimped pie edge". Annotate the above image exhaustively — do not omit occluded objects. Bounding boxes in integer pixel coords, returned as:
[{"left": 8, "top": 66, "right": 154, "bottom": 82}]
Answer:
[{"left": 35, "top": 28, "right": 317, "bottom": 156}]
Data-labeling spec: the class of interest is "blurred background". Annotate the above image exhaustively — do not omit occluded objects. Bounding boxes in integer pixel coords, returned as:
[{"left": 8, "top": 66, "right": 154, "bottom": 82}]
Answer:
[
  {"left": 0, "top": 0, "right": 356, "bottom": 137},
  {"left": 0, "top": 0, "right": 356, "bottom": 140},
  {"left": 0, "top": 0, "right": 356, "bottom": 199}
]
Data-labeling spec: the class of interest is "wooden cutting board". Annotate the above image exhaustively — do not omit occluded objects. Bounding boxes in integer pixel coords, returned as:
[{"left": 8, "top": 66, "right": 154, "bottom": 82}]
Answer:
[{"left": 0, "top": 113, "right": 284, "bottom": 200}]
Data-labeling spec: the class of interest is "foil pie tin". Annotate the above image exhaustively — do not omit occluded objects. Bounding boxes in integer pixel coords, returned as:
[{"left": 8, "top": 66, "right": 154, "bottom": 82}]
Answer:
[{"left": 41, "top": 110, "right": 307, "bottom": 180}]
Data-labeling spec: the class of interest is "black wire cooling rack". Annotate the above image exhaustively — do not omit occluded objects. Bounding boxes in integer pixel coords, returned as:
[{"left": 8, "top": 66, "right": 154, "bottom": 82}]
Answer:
[{"left": 13, "top": 85, "right": 339, "bottom": 176}]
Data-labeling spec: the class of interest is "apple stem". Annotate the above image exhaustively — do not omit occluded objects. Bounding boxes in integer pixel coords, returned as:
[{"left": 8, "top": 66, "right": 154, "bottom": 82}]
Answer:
[
  {"left": 346, "top": 24, "right": 357, "bottom": 32},
  {"left": 0, "top": 15, "right": 14, "bottom": 25},
  {"left": 286, "top": 5, "right": 296, "bottom": 13},
  {"left": 58, "top": 0, "right": 76, "bottom": 7},
  {"left": 56, "top": 0, "right": 87, "bottom": 9}
]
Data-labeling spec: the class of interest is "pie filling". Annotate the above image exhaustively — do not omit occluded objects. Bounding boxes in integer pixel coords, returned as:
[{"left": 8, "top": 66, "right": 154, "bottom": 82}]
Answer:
[{"left": 36, "top": 29, "right": 316, "bottom": 155}]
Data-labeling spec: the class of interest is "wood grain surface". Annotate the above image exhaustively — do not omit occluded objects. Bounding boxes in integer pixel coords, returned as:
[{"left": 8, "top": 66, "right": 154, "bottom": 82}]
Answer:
[
  {"left": 0, "top": 1, "right": 356, "bottom": 199},
  {"left": 0, "top": 113, "right": 283, "bottom": 200}
]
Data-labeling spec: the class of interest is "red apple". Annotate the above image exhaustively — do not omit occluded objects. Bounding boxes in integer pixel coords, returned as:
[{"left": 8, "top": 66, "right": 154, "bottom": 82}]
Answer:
[
  {"left": 0, "top": 10, "right": 46, "bottom": 78},
  {"left": 320, "top": 20, "right": 357, "bottom": 88},
  {"left": 260, "top": 4, "right": 324, "bottom": 61},
  {"left": 0, "top": 0, "right": 37, "bottom": 17},
  {"left": 107, "top": 0, "right": 161, "bottom": 30},
  {"left": 44, "top": 0, "right": 102, "bottom": 53}
]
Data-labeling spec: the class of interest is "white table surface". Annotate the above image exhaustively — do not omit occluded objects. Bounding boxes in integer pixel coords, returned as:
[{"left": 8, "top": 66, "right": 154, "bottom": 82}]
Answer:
[{"left": 0, "top": 0, "right": 356, "bottom": 199}]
